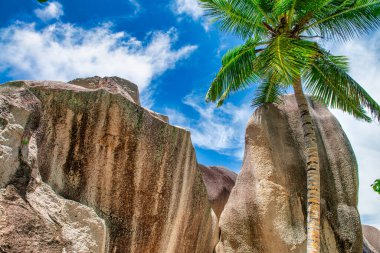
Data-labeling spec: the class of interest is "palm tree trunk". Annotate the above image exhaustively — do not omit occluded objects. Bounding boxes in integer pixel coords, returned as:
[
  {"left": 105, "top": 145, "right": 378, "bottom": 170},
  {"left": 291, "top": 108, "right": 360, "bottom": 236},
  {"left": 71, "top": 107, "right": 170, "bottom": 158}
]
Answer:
[{"left": 292, "top": 80, "right": 321, "bottom": 253}]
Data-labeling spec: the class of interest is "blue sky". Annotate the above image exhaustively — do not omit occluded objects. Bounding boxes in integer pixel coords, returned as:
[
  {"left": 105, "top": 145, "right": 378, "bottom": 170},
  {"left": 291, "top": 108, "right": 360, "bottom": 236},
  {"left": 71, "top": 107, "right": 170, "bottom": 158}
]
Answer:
[{"left": 0, "top": 0, "right": 379, "bottom": 229}]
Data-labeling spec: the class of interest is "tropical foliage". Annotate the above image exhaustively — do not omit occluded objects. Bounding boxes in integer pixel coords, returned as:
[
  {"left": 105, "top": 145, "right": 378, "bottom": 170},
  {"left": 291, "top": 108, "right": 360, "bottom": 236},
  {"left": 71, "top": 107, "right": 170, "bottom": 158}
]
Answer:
[
  {"left": 200, "top": 0, "right": 380, "bottom": 122},
  {"left": 372, "top": 179, "right": 380, "bottom": 194}
]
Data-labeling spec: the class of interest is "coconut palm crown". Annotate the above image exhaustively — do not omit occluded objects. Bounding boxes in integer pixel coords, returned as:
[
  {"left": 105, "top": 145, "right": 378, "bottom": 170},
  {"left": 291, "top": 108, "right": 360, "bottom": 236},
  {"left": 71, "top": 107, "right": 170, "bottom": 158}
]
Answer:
[
  {"left": 201, "top": 0, "right": 380, "bottom": 121},
  {"left": 199, "top": 0, "right": 380, "bottom": 252}
]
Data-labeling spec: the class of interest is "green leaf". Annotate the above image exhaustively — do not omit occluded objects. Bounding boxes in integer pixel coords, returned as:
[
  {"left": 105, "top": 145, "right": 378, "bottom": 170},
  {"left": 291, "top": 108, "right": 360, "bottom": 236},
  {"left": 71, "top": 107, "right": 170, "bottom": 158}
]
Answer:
[
  {"left": 38, "top": 0, "right": 49, "bottom": 2},
  {"left": 206, "top": 37, "right": 264, "bottom": 105},
  {"left": 251, "top": 76, "right": 285, "bottom": 108},
  {"left": 272, "top": 0, "right": 294, "bottom": 17},
  {"left": 303, "top": 0, "right": 380, "bottom": 41},
  {"left": 199, "top": 0, "right": 273, "bottom": 39},
  {"left": 371, "top": 179, "right": 380, "bottom": 194},
  {"left": 255, "top": 36, "right": 320, "bottom": 84},
  {"left": 303, "top": 49, "right": 380, "bottom": 122}
]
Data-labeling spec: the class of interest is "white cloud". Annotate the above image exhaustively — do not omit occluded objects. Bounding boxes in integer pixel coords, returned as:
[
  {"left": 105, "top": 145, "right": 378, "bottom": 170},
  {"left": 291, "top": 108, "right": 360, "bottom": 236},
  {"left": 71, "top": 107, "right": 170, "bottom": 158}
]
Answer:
[
  {"left": 172, "top": 0, "right": 212, "bottom": 30},
  {"left": 165, "top": 93, "right": 252, "bottom": 159},
  {"left": 35, "top": 1, "right": 64, "bottom": 21},
  {"left": 0, "top": 22, "right": 197, "bottom": 93},
  {"left": 128, "top": 0, "right": 141, "bottom": 14},
  {"left": 140, "top": 85, "right": 156, "bottom": 109},
  {"left": 173, "top": 0, "right": 204, "bottom": 20},
  {"left": 328, "top": 33, "right": 380, "bottom": 230}
]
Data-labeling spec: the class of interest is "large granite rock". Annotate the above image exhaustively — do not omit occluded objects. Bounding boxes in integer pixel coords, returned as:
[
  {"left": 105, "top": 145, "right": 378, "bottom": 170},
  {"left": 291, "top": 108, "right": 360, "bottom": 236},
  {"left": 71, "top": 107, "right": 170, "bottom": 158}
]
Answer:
[
  {"left": 0, "top": 90, "right": 106, "bottom": 253},
  {"left": 0, "top": 184, "right": 107, "bottom": 253},
  {"left": 69, "top": 76, "right": 168, "bottom": 122},
  {"left": 198, "top": 164, "right": 237, "bottom": 219},
  {"left": 69, "top": 76, "right": 141, "bottom": 105},
  {"left": 0, "top": 77, "right": 216, "bottom": 253},
  {"left": 363, "top": 225, "right": 380, "bottom": 253},
  {"left": 216, "top": 95, "right": 362, "bottom": 253}
]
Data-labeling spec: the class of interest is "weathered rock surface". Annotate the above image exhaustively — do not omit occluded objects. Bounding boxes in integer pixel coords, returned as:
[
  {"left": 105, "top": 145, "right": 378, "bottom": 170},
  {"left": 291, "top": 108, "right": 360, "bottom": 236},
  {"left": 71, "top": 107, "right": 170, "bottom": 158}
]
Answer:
[
  {"left": 0, "top": 77, "right": 216, "bottom": 253},
  {"left": 69, "top": 76, "right": 169, "bottom": 122},
  {"left": 0, "top": 86, "right": 106, "bottom": 253},
  {"left": 69, "top": 76, "right": 141, "bottom": 105},
  {"left": 216, "top": 95, "right": 362, "bottom": 253},
  {"left": 198, "top": 164, "right": 237, "bottom": 219},
  {"left": 363, "top": 225, "right": 380, "bottom": 253},
  {"left": 0, "top": 184, "right": 107, "bottom": 253}
]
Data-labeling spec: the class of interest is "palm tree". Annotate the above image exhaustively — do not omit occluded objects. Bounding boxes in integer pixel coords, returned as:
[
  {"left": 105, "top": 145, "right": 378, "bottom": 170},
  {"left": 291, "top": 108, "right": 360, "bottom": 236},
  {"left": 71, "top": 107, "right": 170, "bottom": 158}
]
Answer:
[{"left": 199, "top": 0, "right": 380, "bottom": 252}]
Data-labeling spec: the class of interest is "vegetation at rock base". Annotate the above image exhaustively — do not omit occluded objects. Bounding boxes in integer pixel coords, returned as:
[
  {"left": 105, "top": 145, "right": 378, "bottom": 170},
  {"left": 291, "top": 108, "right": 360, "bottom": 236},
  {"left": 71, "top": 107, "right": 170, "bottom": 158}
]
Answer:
[
  {"left": 199, "top": 0, "right": 380, "bottom": 252},
  {"left": 372, "top": 179, "right": 380, "bottom": 194}
]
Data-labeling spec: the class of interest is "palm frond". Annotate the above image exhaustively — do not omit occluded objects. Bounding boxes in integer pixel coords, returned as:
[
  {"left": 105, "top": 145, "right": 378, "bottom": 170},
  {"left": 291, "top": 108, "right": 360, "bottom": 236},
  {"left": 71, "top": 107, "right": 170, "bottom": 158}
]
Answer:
[
  {"left": 255, "top": 36, "right": 320, "bottom": 84},
  {"left": 303, "top": 50, "right": 380, "bottom": 121},
  {"left": 285, "top": 0, "right": 332, "bottom": 30},
  {"left": 251, "top": 77, "right": 285, "bottom": 108},
  {"left": 303, "top": 0, "right": 380, "bottom": 41},
  {"left": 199, "top": 0, "right": 274, "bottom": 39},
  {"left": 295, "top": 0, "right": 333, "bottom": 15},
  {"left": 206, "top": 37, "right": 263, "bottom": 106},
  {"left": 275, "top": 0, "right": 293, "bottom": 12}
]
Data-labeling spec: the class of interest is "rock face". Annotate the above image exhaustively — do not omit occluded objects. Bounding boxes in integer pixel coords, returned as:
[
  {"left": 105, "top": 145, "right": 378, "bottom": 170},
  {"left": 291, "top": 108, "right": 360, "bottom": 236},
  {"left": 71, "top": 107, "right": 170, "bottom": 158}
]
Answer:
[
  {"left": 363, "top": 225, "right": 380, "bottom": 253},
  {"left": 0, "top": 184, "right": 107, "bottom": 253},
  {"left": 216, "top": 95, "right": 362, "bottom": 253},
  {"left": 69, "top": 76, "right": 141, "bottom": 105},
  {"left": 0, "top": 77, "right": 216, "bottom": 253},
  {"left": 198, "top": 164, "right": 237, "bottom": 219},
  {"left": 1, "top": 78, "right": 365, "bottom": 253}
]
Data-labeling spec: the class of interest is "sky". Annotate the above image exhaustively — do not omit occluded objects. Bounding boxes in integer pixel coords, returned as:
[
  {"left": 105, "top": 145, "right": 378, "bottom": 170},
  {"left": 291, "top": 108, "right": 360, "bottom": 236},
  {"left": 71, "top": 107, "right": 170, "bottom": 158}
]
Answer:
[{"left": 0, "top": 0, "right": 379, "bottom": 229}]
